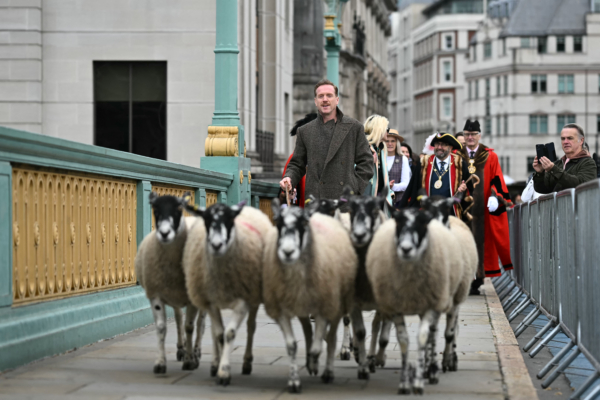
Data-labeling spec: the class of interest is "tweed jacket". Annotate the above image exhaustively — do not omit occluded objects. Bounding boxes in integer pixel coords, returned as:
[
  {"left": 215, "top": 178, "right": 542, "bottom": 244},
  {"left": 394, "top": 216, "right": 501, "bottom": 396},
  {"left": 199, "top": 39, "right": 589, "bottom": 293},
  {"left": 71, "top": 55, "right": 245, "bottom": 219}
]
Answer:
[{"left": 284, "top": 108, "right": 373, "bottom": 201}]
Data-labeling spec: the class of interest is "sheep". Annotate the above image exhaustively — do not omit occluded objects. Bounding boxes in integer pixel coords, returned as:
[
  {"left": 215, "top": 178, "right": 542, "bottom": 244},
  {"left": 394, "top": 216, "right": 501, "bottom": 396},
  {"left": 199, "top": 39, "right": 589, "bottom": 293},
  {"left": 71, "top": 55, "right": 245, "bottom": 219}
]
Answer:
[
  {"left": 134, "top": 192, "right": 206, "bottom": 374},
  {"left": 263, "top": 201, "right": 357, "bottom": 393},
  {"left": 420, "top": 195, "right": 478, "bottom": 373},
  {"left": 182, "top": 202, "right": 272, "bottom": 386},
  {"left": 366, "top": 208, "right": 455, "bottom": 394}
]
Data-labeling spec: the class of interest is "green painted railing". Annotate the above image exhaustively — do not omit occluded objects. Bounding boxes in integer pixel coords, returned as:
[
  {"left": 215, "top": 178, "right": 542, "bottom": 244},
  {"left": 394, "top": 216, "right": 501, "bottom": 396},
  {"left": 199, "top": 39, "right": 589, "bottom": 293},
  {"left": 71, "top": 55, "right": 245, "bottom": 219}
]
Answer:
[{"left": 0, "top": 126, "right": 279, "bottom": 372}]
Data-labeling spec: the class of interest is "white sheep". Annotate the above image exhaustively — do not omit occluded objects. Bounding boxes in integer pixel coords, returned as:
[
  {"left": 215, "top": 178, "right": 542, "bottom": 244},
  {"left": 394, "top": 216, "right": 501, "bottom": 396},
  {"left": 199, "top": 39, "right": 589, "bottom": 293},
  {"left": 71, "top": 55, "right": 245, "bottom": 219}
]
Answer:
[
  {"left": 263, "top": 202, "right": 357, "bottom": 393},
  {"left": 366, "top": 208, "right": 454, "bottom": 394},
  {"left": 134, "top": 192, "right": 206, "bottom": 374},
  {"left": 182, "top": 202, "right": 272, "bottom": 385}
]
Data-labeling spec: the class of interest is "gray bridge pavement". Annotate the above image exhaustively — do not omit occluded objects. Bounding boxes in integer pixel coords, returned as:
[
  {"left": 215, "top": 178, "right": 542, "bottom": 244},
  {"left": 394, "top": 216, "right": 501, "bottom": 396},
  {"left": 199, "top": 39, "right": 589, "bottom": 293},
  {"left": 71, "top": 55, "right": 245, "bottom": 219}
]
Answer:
[{"left": 0, "top": 280, "right": 537, "bottom": 400}]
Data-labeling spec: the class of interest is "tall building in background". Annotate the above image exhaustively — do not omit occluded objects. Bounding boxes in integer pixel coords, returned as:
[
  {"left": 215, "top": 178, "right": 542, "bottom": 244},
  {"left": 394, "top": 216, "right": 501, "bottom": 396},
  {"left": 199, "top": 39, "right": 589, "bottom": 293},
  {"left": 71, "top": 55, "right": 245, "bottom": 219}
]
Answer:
[
  {"left": 464, "top": 0, "right": 600, "bottom": 182},
  {"left": 388, "top": 0, "right": 433, "bottom": 144},
  {"left": 411, "top": 0, "right": 485, "bottom": 152}
]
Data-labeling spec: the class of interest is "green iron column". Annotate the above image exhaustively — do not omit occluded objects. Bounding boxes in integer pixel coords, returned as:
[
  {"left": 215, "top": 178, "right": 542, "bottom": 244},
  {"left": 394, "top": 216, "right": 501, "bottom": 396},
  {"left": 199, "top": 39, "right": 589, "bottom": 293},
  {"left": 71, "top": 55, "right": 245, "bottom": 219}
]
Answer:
[
  {"left": 324, "top": 0, "right": 348, "bottom": 87},
  {"left": 200, "top": 0, "right": 250, "bottom": 205}
]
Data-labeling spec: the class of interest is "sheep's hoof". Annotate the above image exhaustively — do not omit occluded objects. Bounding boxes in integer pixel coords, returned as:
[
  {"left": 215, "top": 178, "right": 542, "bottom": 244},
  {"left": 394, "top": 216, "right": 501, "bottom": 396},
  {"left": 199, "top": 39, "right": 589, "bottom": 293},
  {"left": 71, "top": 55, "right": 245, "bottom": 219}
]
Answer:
[
  {"left": 412, "top": 387, "right": 424, "bottom": 395},
  {"left": 176, "top": 346, "right": 185, "bottom": 362},
  {"left": 321, "top": 370, "right": 334, "bottom": 384},
  {"left": 357, "top": 369, "right": 370, "bottom": 380},
  {"left": 375, "top": 354, "right": 386, "bottom": 368},
  {"left": 210, "top": 365, "right": 218, "bottom": 377},
  {"left": 340, "top": 348, "right": 351, "bottom": 361},
  {"left": 367, "top": 356, "right": 376, "bottom": 373},
  {"left": 288, "top": 380, "right": 302, "bottom": 393},
  {"left": 398, "top": 387, "right": 411, "bottom": 395},
  {"left": 217, "top": 376, "right": 231, "bottom": 386},
  {"left": 307, "top": 354, "right": 319, "bottom": 376},
  {"left": 353, "top": 347, "right": 359, "bottom": 363},
  {"left": 182, "top": 359, "right": 198, "bottom": 371},
  {"left": 242, "top": 361, "right": 252, "bottom": 375},
  {"left": 153, "top": 363, "right": 167, "bottom": 374},
  {"left": 450, "top": 353, "right": 458, "bottom": 371},
  {"left": 194, "top": 347, "right": 201, "bottom": 360}
]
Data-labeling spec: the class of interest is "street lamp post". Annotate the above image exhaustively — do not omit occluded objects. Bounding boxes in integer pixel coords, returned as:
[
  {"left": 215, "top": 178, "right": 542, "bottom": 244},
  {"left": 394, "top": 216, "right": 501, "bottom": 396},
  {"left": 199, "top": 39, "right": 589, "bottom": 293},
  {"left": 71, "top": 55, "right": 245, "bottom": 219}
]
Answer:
[{"left": 324, "top": 0, "right": 349, "bottom": 87}]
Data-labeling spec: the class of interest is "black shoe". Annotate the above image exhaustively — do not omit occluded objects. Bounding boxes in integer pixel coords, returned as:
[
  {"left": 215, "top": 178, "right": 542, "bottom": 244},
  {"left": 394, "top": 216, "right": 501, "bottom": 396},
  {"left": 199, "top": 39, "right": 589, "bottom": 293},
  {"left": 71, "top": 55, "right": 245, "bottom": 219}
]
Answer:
[{"left": 469, "top": 278, "right": 483, "bottom": 296}]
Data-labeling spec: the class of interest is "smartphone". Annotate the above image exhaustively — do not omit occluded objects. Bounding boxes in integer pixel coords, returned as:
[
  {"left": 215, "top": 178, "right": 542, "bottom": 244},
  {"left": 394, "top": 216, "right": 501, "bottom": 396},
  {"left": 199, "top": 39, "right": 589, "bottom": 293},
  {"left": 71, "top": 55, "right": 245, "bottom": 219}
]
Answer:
[
  {"left": 545, "top": 142, "right": 557, "bottom": 162},
  {"left": 536, "top": 144, "right": 547, "bottom": 160}
]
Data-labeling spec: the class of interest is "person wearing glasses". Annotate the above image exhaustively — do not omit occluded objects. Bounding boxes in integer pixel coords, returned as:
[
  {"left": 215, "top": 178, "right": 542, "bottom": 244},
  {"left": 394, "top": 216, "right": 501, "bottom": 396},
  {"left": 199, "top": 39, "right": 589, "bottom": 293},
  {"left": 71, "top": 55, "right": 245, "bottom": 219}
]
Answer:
[
  {"left": 363, "top": 115, "right": 394, "bottom": 207},
  {"left": 460, "top": 119, "right": 513, "bottom": 295}
]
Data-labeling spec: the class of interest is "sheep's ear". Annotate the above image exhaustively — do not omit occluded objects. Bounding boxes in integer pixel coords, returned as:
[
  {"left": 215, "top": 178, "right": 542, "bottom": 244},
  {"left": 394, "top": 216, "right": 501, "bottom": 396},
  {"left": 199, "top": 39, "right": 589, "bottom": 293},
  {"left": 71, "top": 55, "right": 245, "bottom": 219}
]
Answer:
[
  {"left": 183, "top": 202, "right": 205, "bottom": 218},
  {"left": 149, "top": 191, "right": 158, "bottom": 205},
  {"left": 231, "top": 200, "right": 247, "bottom": 213},
  {"left": 180, "top": 191, "right": 192, "bottom": 205},
  {"left": 271, "top": 198, "right": 281, "bottom": 220},
  {"left": 418, "top": 210, "right": 435, "bottom": 225}
]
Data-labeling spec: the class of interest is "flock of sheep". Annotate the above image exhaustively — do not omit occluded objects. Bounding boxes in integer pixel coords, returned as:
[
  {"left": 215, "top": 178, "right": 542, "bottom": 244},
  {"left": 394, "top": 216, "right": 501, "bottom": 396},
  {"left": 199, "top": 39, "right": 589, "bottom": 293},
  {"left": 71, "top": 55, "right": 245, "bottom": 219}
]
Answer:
[{"left": 134, "top": 189, "right": 478, "bottom": 395}]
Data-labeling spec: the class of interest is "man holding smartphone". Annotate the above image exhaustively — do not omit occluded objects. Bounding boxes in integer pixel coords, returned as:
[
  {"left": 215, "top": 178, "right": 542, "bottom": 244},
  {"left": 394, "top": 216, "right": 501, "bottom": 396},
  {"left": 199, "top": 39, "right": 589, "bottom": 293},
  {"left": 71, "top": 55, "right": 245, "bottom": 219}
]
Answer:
[{"left": 532, "top": 124, "right": 596, "bottom": 193}]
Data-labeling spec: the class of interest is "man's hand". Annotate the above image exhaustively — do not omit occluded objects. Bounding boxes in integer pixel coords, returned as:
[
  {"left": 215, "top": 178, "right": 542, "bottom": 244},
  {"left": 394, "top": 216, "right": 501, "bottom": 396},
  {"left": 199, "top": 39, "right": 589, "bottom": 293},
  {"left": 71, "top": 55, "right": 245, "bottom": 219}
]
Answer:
[
  {"left": 532, "top": 157, "right": 544, "bottom": 173},
  {"left": 539, "top": 156, "right": 554, "bottom": 172},
  {"left": 389, "top": 180, "right": 395, "bottom": 189},
  {"left": 487, "top": 196, "right": 499, "bottom": 212},
  {"left": 457, "top": 180, "right": 467, "bottom": 193},
  {"left": 279, "top": 177, "right": 292, "bottom": 191}
]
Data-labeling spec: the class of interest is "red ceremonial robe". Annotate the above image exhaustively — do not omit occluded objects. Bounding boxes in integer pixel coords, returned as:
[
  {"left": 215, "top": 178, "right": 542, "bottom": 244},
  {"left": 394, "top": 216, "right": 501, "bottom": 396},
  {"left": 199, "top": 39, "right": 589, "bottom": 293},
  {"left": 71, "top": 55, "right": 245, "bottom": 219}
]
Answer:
[
  {"left": 462, "top": 145, "right": 513, "bottom": 278},
  {"left": 283, "top": 154, "right": 305, "bottom": 208},
  {"left": 421, "top": 154, "right": 463, "bottom": 218}
]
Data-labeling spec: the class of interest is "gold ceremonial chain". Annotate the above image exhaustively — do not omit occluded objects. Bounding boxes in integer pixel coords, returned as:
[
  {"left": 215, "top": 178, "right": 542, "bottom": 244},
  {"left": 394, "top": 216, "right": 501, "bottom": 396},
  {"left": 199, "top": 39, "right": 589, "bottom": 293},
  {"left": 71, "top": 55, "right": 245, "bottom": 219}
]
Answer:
[
  {"left": 468, "top": 159, "right": 476, "bottom": 174},
  {"left": 433, "top": 162, "right": 449, "bottom": 189}
]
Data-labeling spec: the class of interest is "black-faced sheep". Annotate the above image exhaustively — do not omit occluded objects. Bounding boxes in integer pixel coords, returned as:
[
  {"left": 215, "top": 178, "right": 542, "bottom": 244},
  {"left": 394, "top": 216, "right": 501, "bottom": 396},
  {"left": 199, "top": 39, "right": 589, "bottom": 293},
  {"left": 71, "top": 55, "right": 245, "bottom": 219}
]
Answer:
[
  {"left": 134, "top": 192, "right": 206, "bottom": 374},
  {"left": 182, "top": 202, "right": 272, "bottom": 386},
  {"left": 263, "top": 202, "right": 357, "bottom": 393}
]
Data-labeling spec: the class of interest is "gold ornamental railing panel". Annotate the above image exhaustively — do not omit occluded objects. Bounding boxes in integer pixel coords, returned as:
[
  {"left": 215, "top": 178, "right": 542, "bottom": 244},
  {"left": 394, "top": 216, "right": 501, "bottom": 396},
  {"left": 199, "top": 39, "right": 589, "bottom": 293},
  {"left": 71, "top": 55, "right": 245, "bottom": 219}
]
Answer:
[
  {"left": 259, "top": 197, "right": 274, "bottom": 223},
  {"left": 206, "top": 190, "right": 218, "bottom": 207},
  {"left": 12, "top": 166, "right": 137, "bottom": 305},
  {"left": 150, "top": 184, "right": 196, "bottom": 230}
]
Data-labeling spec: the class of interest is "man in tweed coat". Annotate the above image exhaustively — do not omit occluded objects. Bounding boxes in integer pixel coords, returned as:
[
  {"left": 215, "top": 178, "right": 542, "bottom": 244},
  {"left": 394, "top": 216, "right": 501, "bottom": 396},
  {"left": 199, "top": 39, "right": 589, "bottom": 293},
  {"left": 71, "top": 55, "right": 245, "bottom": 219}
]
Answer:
[{"left": 279, "top": 79, "right": 373, "bottom": 203}]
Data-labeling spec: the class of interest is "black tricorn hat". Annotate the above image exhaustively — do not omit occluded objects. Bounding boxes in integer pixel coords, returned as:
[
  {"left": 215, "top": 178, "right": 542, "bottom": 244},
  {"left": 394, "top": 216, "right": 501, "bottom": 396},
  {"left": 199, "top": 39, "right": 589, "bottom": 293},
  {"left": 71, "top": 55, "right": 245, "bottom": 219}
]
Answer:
[
  {"left": 290, "top": 113, "right": 318, "bottom": 136},
  {"left": 431, "top": 132, "right": 462, "bottom": 150},
  {"left": 463, "top": 119, "right": 481, "bottom": 132}
]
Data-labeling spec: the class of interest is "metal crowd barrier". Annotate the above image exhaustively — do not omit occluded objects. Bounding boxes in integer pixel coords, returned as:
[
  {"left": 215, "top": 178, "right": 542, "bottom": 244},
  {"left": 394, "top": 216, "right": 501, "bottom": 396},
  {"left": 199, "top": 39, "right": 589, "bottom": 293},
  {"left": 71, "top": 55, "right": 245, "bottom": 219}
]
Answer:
[{"left": 498, "top": 180, "right": 600, "bottom": 400}]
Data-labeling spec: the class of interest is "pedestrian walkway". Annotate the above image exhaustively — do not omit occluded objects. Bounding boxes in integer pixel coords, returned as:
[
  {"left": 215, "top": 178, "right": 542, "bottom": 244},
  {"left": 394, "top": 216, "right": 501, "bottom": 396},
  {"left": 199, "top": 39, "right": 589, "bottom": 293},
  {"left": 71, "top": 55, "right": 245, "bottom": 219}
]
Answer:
[{"left": 0, "top": 279, "right": 537, "bottom": 399}]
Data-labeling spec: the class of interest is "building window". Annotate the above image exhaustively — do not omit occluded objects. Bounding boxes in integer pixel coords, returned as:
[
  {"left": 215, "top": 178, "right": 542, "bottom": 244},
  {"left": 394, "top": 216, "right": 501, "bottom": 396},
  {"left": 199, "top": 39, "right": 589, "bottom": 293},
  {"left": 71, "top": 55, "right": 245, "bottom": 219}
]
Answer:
[
  {"left": 521, "top": 37, "right": 530, "bottom": 48},
  {"left": 468, "top": 81, "right": 472, "bottom": 100},
  {"left": 557, "top": 36, "right": 565, "bottom": 52},
  {"left": 574, "top": 36, "right": 583, "bottom": 52},
  {"left": 484, "top": 42, "right": 492, "bottom": 59},
  {"left": 502, "top": 38, "right": 507, "bottom": 56},
  {"left": 504, "top": 115, "right": 508, "bottom": 135},
  {"left": 496, "top": 76, "right": 501, "bottom": 96},
  {"left": 594, "top": 0, "right": 600, "bottom": 12},
  {"left": 485, "top": 117, "right": 491, "bottom": 135},
  {"left": 504, "top": 75, "right": 508, "bottom": 95},
  {"left": 529, "top": 115, "right": 548, "bottom": 134},
  {"left": 531, "top": 74, "right": 547, "bottom": 93},
  {"left": 445, "top": 34, "right": 453, "bottom": 50},
  {"left": 472, "top": 44, "right": 477, "bottom": 61},
  {"left": 475, "top": 80, "right": 479, "bottom": 99},
  {"left": 538, "top": 37, "right": 547, "bottom": 54},
  {"left": 527, "top": 156, "right": 536, "bottom": 173},
  {"left": 442, "top": 96, "right": 452, "bottom": 119},
  {"left": 93, "top": 61, "right": 167, "bottom": 160},
  {"left": 558, "top": 74, "right": 575, "bottom": 93},
  {"left": 485, "top": 78, "right": 490, "bottom": 97},
  {"left": 443, "top": 61, "right": 452, "bottom": 82},
  {"left": 496, "top": 116, "right": 501, "bottom": 136},
  {"left": 557, "top": 114, "right": 576, "bottom": 133},
  {"left": 597, "top": 115, "right": 600, "bottom": 132}
]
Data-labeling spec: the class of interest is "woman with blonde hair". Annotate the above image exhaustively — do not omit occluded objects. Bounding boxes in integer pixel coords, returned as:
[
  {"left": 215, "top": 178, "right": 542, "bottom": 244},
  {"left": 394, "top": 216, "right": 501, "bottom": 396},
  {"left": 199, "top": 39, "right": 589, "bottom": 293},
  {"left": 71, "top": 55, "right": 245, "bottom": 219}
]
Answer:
[{"left": 363, "top": 115, "right": 394, "bottom": 207}]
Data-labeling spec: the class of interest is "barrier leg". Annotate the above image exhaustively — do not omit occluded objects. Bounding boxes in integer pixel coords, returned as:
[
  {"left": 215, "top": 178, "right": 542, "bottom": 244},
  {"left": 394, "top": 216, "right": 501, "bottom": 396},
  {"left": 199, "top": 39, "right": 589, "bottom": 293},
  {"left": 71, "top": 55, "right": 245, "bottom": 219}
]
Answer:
[
  {"left": 495, "top": 277, "right": 512, "bottom": 294},
  {"left": 529, "top": 324, "right": 562, "bottom": 358},
  {"left": 569, "top": 371, "right": 599, "bottom": 400},
  {"left": 541, "top": 347, "right": 581, "bottom": 388},
  {"left": 582, "top": 381, "right": 600, "bottom": 400},
  {"left": 503, "top": 290, "right": 523, "bottom": 311},
  {"left": 523, "top": 320, "right": 554, "bottom": 352},
  {"left": 499, "top": 282, "right": 517, "bottom": 301},
  {"left": 537, "top": 340, "right": 574, "bottom": 379},
  {"left": 492, "top": 274, "right": 507, "bottom": 286},
  {"left": 508, "top": 297, "right": 531, "bottom": 322},
  {"left": 514, "top": 308, "right": 541, "bottom": 338}
]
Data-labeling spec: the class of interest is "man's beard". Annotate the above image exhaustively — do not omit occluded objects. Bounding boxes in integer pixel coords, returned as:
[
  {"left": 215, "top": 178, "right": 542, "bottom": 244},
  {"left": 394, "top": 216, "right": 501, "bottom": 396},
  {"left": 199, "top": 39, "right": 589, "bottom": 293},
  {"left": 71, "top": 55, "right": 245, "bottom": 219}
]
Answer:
[{"left": 436, "top": 150, "right": 449, "bottom": 159}]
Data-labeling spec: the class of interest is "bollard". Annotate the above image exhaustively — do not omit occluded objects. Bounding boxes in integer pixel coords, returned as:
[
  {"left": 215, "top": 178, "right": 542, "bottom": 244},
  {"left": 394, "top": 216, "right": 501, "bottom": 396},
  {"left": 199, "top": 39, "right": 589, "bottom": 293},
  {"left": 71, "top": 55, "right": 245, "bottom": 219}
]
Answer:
[
  {"left": 537, "top": 340, "right": 575, "bottom": 379},
  {"left": 530, "top": 324, "right": 562, "bottom": 358},
  {"left": 541, "top": 347, "right": 581, "bottom": 388},
  {"left": 523, "top": 319, "right": 554, "bottom": 352},
  {"left": 569, "top": 371, "right": 599, "bottom": 400}
]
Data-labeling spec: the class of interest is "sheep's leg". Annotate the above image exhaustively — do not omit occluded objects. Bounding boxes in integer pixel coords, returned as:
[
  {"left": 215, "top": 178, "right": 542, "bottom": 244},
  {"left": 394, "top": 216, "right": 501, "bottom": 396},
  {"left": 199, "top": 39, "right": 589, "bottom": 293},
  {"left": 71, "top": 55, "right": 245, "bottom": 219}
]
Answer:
[
  {"left": 216, "top": 299, "right": 249, "bottom": 386},
  {"left": 298, "top": 316, "right": 313, "bottom": 364},
  {"left": 174, "top": 307, "right": 185, "bottom": 362},
  {"left": 392, "top": 314, "right": 410, "bottom": 395},
  {"left": 339, "top": 315, "right": 352, "bottom": 361},
  {"left": 375, "top": 318, "right": 392, "bottom": 368},
  {"left": 307, "top": 316, "right": 327, "bottom": 376},
  {"left": 350, "top": 307, "right": 369, "bottom": 380},
  {"left": 278, "top": 315, "right": 301, "bottom": 393},
  {"left": 443, "top": 306, "right": 460, "bottom": 372},
  {"left": 321, "top": 318, "right": 340, "bottom": 384},
  {"left": 182, "top": 305, "right": 200, "bottom": 370},
  {"left": 194, "top": 310, "right": 207, "bottom": 360},
  {"left": 208, "top": 306, "right": 224, "bottom": 377},
  {"left": 242, "top": 305, "right": 258, "bottom": 375},
  {"left": 150, "top": 298, "right": 168, "bottom": 374},
  {"left": 414, "top": 310, "right": 439, "bottom": 395},
  {"left": 426, "top": 312, "right": 441, "bottom": 384},
  {"left": 367, "top": 311, "right": 382, "bottom": 372}
]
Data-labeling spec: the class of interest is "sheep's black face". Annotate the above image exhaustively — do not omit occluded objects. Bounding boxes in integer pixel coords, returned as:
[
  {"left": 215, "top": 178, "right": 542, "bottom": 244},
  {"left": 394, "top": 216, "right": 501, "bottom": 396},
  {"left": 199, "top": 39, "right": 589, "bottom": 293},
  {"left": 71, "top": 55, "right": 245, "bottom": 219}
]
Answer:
[
  {"left": 306, "top": 196, "right": 339, "bottom": 218},
  {"left": 393, "top": 209, "right": 433, "bottom": 261},
  {"left": 202, "top": 203, "right": 243, "bottom": 256},
  {"left": 348, "top": 196, "right": 384, "bottom": 247},
  {"left": 274, "top": 206, "right": 309, "bottom": 264},
  {"left": 150, "top": 193, "right": 185, "bottom": 244},
  {"left": 420, "top": 196, "right": 454, "bottom": 227}
]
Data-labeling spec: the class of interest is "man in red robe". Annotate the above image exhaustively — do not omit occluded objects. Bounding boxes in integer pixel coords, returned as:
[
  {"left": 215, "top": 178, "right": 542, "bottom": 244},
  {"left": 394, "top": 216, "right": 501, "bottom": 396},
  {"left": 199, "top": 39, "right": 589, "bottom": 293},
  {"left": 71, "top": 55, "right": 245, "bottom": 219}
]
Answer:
[{"left": 461, "top": 120, "right": 513, "bottom": 295}]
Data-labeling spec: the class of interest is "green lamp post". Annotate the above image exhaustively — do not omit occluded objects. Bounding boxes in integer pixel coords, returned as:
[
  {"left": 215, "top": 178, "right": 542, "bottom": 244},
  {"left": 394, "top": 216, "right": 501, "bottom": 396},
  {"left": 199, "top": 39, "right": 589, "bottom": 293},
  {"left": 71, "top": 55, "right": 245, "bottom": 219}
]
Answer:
[
  {"left": 324, "top": 0, "right": 349, "bottom": 87},
  {"left": 200, "top": 0, "right": 250, "bottom": 205}
]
